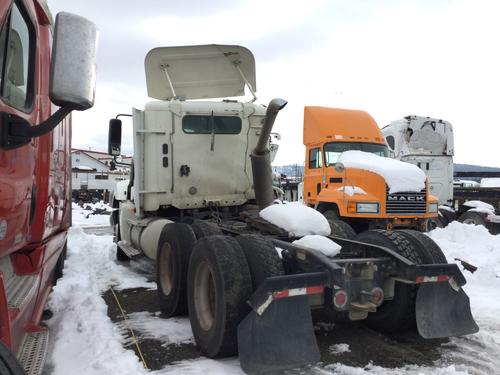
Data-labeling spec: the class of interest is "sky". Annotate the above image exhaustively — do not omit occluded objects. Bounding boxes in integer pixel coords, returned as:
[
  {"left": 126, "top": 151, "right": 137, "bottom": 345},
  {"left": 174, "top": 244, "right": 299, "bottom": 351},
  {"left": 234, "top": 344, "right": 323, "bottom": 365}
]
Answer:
[{"left": 48, "top": 0, "right": 500, "bottom": 167}]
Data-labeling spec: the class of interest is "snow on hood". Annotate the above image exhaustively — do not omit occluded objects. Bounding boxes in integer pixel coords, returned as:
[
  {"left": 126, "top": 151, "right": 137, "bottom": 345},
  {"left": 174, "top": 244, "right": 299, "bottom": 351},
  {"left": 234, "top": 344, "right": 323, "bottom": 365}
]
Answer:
[
  {"left": 259, "top": 202, "right": 330, "bottom": 237},
  {"left": 293, "top": 235, "right": 341, "bottom": 257},
  {"left": 338, "top": 150, "right": 426, "bottom": 194}
]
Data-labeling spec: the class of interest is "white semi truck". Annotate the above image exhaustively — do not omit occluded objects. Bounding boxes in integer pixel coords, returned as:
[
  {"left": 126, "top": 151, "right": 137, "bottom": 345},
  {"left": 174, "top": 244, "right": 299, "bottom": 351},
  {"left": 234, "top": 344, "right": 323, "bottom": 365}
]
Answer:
[
  {"left": 107, "top": 45, "right": 477, "bottom": 374},
  {"left": 382, "top": 115, "right": 500, "bottom": 231}
]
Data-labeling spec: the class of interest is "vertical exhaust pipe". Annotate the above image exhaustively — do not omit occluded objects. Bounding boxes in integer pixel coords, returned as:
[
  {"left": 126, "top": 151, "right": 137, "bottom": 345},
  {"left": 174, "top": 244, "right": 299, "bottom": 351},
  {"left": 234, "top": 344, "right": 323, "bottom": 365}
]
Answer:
[{"left": 251, "top": 98, "right": 287, "bottom": 209}]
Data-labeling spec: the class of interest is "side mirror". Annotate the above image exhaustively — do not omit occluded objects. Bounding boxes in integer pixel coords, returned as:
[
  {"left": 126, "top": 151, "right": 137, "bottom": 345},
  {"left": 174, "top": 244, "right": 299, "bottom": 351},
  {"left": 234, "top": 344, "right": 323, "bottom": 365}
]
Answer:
[
  {"left": 50, "top": 12, "right": 98, "bottom": 110},
  {"left": 108, "top": 119, "right": 122, "bottom": 156},
  {"left": 334, "top": 162, "right": 345, "bottom": 173}
]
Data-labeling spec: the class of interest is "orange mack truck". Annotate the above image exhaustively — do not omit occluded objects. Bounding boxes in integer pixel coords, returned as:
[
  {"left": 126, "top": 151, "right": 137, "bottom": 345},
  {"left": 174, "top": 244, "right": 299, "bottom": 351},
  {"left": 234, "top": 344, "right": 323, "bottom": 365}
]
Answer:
[{"left": 302, "top": 106, "right": 439, "bottom": 234}]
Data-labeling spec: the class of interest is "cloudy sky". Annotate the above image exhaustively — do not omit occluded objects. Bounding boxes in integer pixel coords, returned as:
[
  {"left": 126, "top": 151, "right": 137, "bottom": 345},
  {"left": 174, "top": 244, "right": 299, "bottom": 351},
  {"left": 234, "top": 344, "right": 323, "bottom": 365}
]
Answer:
[{"left": 48, "top": 0, "right": 500, "bottom": 167}]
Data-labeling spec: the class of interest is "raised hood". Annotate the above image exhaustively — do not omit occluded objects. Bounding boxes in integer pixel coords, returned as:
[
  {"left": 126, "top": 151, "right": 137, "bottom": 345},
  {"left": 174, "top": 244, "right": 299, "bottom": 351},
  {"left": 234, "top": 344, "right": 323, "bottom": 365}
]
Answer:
[{"left": 145, "top": 44, "right": 256, "bottom": 100}]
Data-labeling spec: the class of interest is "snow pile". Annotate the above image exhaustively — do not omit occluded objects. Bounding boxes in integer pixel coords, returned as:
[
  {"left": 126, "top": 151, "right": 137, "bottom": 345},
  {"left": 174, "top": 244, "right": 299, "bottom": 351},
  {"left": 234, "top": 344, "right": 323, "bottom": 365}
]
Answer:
[
  {"left": 427, "top": 222, "right": 500, "bottom": 374},
  {"left": 338, "top": 150, "right": 426, "bottom": 193},
  {"left": 481, "top": 178, "right": 500, "bottom": 188},
  {"left": 438, "top": 205, "right": 455, "bottom": 213},
  {"left": 337, "top": 186, "right": 367, "bottom": 196},
  {"left": 72, "top": 201, "right": 113, "bottom": 227},
  {"left": 329, "top": 343, "right": 350, "bottom": 355},
  {"left": 260, "top": 202, "right": 330, "bottom": 236},
  {"left": 45, "top": 227, "right": 155, "bottom": 375},
  {"left": 428, "top": 222, "right": 500, "bottom": 297},
  {"left": 293, "top": 235, "right": 341, "bottom": 257},
  {"left": 462, "top": 200, "right": 495, "bottom": 213}
]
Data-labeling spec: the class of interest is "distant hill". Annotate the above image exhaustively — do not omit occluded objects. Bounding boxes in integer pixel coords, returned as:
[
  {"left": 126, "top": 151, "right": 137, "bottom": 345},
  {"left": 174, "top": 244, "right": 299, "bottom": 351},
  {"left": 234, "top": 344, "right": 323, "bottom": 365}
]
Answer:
[
  {"left": 273, "top": 163, "right": 500, "bottom": 178},
  {"left": 454, "top": 163, "right": 500, "bottom": 172}
]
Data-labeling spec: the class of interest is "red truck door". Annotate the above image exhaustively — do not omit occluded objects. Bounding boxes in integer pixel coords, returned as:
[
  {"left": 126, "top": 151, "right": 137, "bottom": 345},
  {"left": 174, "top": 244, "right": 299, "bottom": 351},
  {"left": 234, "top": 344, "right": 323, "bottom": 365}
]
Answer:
[{"left": 0, "top": 0, "right": 39, "bottom": 254}]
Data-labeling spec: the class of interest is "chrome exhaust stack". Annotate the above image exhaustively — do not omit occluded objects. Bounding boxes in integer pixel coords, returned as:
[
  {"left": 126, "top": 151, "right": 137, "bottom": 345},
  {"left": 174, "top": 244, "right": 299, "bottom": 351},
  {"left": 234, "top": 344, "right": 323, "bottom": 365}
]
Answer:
[{"left": 251, "top": 98, "right": 287, "bottom": 210}]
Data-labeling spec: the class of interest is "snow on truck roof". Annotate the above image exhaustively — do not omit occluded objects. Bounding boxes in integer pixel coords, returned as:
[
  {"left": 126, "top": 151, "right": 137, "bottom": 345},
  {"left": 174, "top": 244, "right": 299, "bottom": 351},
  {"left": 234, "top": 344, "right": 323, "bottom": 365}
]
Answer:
[
  {"left": 145, "top": 44, "right": 256, "bottom": 101},
  {"left": 303, "top": 107, "right": 386, "bottom": 145}
]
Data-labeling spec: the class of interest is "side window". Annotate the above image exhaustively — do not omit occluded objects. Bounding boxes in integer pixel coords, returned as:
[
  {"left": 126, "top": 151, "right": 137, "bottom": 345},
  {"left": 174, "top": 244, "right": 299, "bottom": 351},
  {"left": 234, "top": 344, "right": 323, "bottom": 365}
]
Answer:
[
  {"left": 385, "top": 135, "right": 395, "bottom": 150},
  {"left": 308, "top": 147, "right": 322, "bottom": 169},
  {"left": 0, "top": 1, "right": 34, "bottom": 110}
]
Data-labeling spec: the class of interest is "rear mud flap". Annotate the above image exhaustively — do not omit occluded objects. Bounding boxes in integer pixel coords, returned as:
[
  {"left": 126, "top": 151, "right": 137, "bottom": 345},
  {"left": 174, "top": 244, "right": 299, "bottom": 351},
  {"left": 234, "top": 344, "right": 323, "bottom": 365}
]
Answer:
[
  {"left": 237, "top": 295, "right": 320, "bottom": 374},
  {"left": 416, "top": 282, "right": 479, "bottom": 338}
]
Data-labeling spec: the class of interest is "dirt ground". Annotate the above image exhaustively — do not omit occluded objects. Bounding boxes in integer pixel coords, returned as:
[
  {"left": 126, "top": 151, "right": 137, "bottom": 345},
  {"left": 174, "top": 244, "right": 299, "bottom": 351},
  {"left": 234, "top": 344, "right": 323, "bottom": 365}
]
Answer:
[{"left": 102, "top": 255, "right": 447, "bottom": 372}]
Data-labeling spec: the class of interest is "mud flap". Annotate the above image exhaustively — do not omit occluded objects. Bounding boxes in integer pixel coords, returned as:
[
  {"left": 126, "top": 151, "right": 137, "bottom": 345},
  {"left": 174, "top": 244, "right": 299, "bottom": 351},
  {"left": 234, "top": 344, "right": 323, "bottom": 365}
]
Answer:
[
  {"left": 237, "top": 295, "right": 320, "bottom": 374},
  {"left": 416, "top": 282, "right": 479, "bottom": 338}
]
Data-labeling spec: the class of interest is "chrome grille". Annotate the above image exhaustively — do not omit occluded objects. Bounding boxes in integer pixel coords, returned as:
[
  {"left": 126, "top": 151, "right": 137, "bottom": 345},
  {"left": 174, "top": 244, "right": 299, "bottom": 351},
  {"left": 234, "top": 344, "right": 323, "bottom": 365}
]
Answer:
[{"left": 386, "top": 188, "right": 427, "bottom": 215}]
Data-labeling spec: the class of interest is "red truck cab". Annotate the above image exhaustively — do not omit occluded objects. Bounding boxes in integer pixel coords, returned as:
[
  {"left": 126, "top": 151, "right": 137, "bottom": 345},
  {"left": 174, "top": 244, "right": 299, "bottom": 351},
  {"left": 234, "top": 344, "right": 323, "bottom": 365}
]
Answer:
[{"left": 0, "top": 1, "right": 97, "bottom": 373}]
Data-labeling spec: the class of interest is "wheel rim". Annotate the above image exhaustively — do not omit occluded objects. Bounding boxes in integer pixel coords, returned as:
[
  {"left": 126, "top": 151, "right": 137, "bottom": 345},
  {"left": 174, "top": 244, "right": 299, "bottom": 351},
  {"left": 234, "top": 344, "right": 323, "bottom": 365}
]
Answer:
[
  {"left": 193, "top": 260, "right": 216, "bottom": 331},
  {"left": 463, "top": 218, "right": 478, "bottom": 225},
  {"left": 159, "top": 243, "right": 174, "bottom": 295}
]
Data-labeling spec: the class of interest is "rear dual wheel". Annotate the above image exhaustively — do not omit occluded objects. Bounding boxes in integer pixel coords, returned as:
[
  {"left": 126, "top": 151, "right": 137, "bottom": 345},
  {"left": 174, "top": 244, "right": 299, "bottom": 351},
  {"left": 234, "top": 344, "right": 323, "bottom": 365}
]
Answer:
[
  {"left": 458, "top": 211, "right": 487, "bottom": 226},
  {"left": 187, "top": 234, "right": 283, "bottom": 358},
  {"left": 187, "top": 236, "right": 252, "bottom": 357},
  {"left": 355, "top": 229, "right": 446, "bottom": 333},
  {"left": 156, "top": 223, "right": 197, "bottom": 317}
]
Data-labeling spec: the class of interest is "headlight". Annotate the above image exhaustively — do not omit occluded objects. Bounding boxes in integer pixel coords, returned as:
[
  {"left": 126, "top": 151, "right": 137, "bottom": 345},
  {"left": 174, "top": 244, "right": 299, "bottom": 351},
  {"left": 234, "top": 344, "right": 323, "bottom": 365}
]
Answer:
[
  {"left": 357, "top": 202, "right": 379, "bottom": 213},
  {"left": 428, "top": 203, "right": 438, "bottom": 213}
]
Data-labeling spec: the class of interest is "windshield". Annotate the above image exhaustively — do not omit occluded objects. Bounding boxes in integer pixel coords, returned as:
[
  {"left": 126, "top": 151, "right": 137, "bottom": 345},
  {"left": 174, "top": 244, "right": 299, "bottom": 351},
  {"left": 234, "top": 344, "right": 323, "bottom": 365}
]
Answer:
[{"left": 324, "top": 142, "right": 389, "bottom": 166}]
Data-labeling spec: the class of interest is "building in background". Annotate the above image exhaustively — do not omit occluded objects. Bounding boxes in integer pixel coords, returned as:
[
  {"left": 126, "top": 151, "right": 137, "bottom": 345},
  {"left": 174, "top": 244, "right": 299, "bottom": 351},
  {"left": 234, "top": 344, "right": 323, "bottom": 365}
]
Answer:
[{"left": 72, "top": 148, "right": 130, "bottom": 202}]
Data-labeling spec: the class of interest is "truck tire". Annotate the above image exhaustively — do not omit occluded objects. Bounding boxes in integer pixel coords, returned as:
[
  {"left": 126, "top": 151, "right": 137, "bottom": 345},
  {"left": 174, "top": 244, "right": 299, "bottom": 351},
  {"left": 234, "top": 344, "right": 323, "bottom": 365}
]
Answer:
[
  {"left": 187, "top": 235, "right": 252, "bottom": 358},
  {"left": 157, "top": 223, "right": 197, "bottom": 317},
  {"left": 190, "top": 220, "right": 223, "bottom": 239},
  {"left": 355, "top": 230, "right": 427, "bottom": 332},
  {"left": 236, "top": 234, "right": 284, "bottom": 290},
  {"left": 328, "top": 219, "right": 356, "bottom": 239},
  {"left": 322, "top": 209, "right": 339, "bottom": 221},
  {"left": 0, "top": 340, "right": 25, "bottom": 375},
  {"left": 458, "top": 211, "right": 487, "bottom": 226},
  {"left": 398, "top": 230, "right": 447, "bottom": 264},
  {"left": 438, "top": 207, "right": 456, "bottom": 226}
]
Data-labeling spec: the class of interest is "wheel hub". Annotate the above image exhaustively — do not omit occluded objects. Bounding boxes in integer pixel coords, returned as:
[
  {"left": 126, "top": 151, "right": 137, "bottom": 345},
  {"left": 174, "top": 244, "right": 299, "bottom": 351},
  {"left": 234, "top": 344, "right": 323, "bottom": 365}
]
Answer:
[
  {"left": 193, "top": 260, "right": 216, "bottom": 331},
  {"left": 159, "top": 243, "right": 174, "bottom": 294}
]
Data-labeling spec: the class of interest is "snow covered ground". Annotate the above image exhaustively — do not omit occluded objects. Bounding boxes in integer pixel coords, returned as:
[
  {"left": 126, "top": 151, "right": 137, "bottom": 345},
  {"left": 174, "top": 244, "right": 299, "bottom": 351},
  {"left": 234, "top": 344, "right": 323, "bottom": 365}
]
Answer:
[
  {"left": 42, "top": 209, "right": 500, "bottom": 375},
  {"left": 71, "top": 201, "right": 113, "bottom": 227}
]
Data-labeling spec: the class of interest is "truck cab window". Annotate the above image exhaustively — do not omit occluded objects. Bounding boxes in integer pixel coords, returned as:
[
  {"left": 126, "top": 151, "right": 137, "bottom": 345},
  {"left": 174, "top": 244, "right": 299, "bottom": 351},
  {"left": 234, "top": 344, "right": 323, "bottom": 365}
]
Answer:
[
  {"left": 385, "top": 135, "right": 395, "bottom": 150},
  {"left": 0, "top": 1, "right": 34, "bottom": 110},
  {"left": 182, "top": 115, "right": 242, "bottom": 134},
  {"left": 324, "top": 142, "right": 389, "bottom": 166},
  {"left": 308, "top": 147, "right": 322, "bottom": 169}
]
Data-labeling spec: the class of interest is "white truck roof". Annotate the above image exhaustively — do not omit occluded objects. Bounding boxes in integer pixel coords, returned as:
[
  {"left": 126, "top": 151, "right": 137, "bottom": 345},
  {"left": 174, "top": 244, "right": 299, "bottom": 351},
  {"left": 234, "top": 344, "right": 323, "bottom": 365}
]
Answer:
[{"left": 145, "top": 44, "right": 256, "bottom": 101}]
